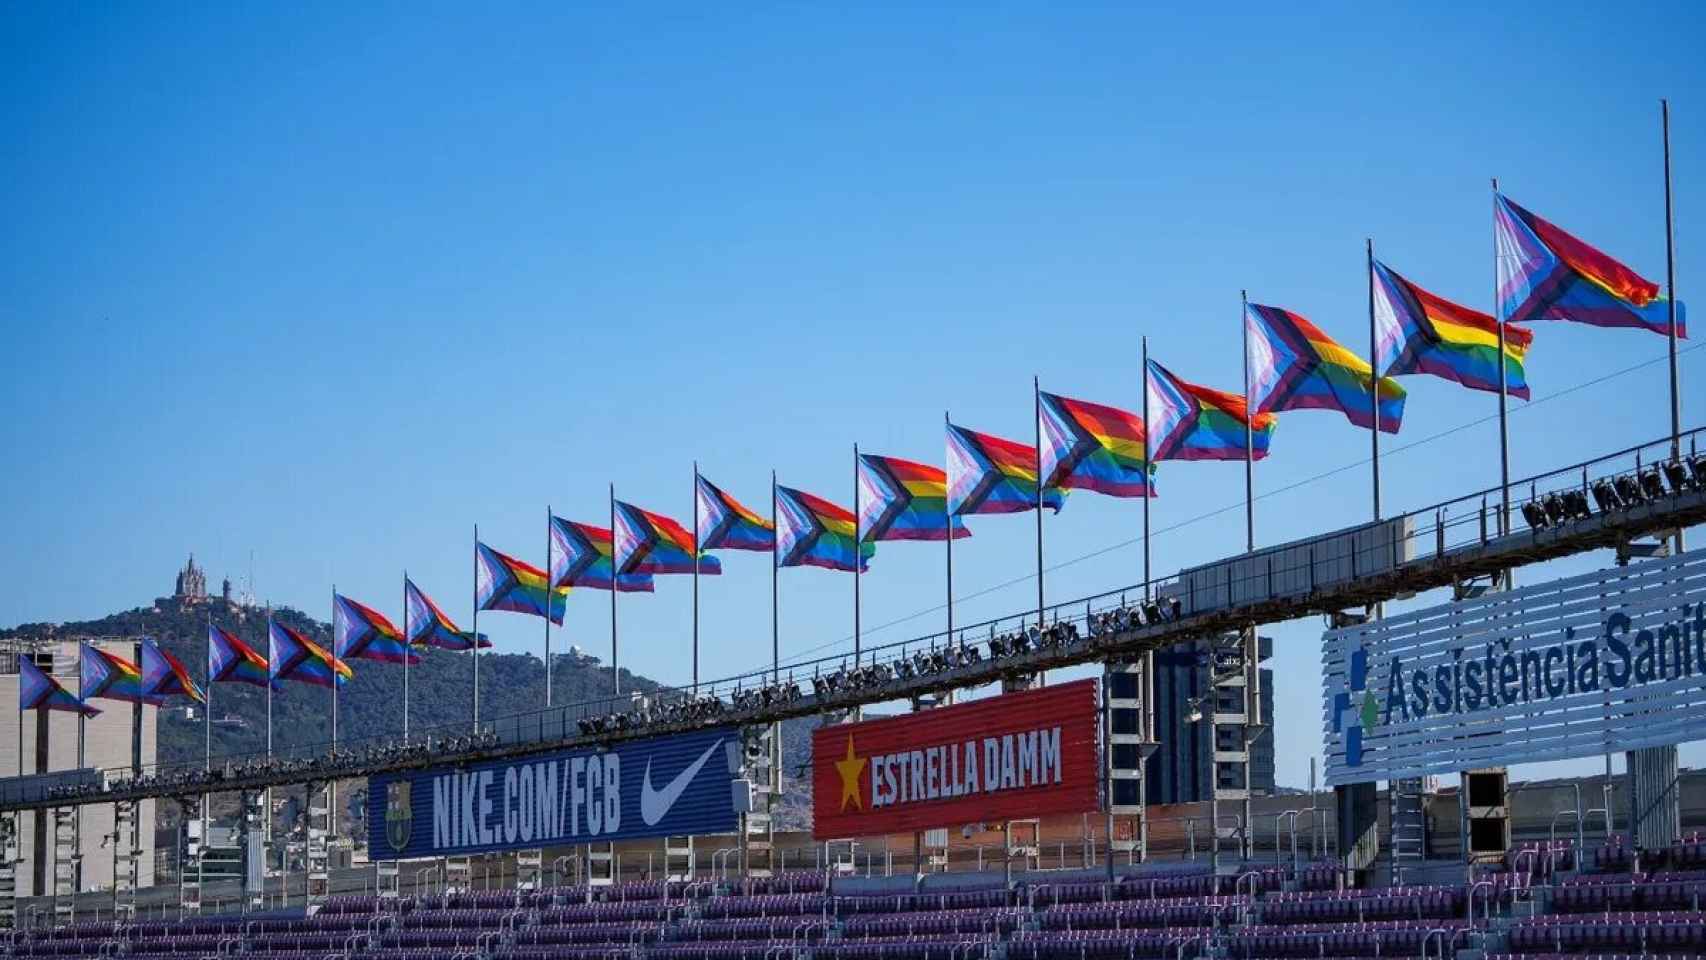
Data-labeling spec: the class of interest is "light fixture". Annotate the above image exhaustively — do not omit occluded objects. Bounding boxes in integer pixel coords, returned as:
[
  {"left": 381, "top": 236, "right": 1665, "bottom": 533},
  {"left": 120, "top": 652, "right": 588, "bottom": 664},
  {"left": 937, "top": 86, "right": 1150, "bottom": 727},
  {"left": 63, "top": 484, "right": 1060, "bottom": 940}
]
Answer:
[
  {"left": 1521, "top": 501, "right": 1548, "bottom": 531},
  {"left": 1663, "top": 460, "right": 1692, "bottom": 494},
  {"left": 1640, "top": 467, "right": 1667, "bottom": 500},
  {"left": 1592, "top": 480, "right": 1621, "bottom": 513}
]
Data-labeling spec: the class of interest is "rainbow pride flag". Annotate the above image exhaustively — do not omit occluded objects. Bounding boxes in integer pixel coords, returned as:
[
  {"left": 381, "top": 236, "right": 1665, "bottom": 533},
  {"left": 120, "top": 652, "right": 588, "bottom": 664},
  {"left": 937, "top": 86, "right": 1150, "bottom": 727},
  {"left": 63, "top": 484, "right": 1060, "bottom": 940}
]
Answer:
[
  {"left": 140, "top": 637, "right": 204, "bottom": 703},
  {"left": 269, "top": 619, "right": 353, "bottom": 689},
  {"left": 945, "top": 423, "right": 1065, "bottom": 516},
  {"left": 1496, "top": 194, "right": 1684, "bottom": 337},
  {"left": 1039, "top": 391, "right": 1154, "bottom": 499},
  {"left": 208, "top": 624, "right": 272, "bottom": 687},
  {"left": 777, "top": 485, "right": 874, "bottom": 572},
  {"left": 857, "top": 453, "right": 970, "bottom": 542},
  {"left": 1246, "top": 303, "right": 1406, "bottom": 434},
  {"left": 1146, "top": 359, "right": 1275, "bottom": 461},
  {"left": 614, "top": 502, "right": 722, "bottom": 577},
  {"left": 80, "top": 643, "right": 162, "bottom": 705},
  {"left": 404, "top": 578, "right": 490, "bottom": 651},
  {"left": 18, "top": 657, "right": 98, "bottom": 717},
  {"left": 476, "top": 542, "right": 569, "bottom": 625},
  {"left": 1374, "top": 259, "right": 1531, "bottom": 398},
  {"left": 696, "top": 475, "right": 775, "bottom": 552},
  {"left": 550, "top": 517, "right": 656, "bottom": 592},
  {"left": 334, "top": 593, "right": 421, "bottom": 665}
]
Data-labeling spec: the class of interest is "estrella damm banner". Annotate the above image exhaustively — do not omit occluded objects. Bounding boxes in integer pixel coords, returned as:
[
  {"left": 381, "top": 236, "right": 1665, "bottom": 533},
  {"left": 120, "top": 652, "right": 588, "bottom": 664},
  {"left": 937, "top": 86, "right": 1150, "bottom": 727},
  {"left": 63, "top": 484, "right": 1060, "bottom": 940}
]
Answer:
[
  {"left": 810, "top": 679, "right": 1099, "bottom": 839},
  {"left": 367, "top": 726, "right": 739, "bottom": 859}
]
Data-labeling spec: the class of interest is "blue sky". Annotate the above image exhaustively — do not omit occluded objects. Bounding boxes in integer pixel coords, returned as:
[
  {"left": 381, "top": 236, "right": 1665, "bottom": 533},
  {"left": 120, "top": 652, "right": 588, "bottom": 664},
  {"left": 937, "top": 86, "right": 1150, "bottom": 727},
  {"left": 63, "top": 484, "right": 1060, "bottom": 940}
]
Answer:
[{"left": 3, "top": 2, "right": 1703, "bottom": 785}]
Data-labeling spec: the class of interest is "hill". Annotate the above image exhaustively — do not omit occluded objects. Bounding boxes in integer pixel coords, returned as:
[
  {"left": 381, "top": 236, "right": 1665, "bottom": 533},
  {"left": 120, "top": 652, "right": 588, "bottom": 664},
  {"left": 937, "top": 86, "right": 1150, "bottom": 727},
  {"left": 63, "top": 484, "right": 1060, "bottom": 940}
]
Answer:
[
  {"left": 2, "top": 601, "right": 664, "bottom": 767},
  {"left": 4, "top": 599, "right": 822, "bottom": 829}
]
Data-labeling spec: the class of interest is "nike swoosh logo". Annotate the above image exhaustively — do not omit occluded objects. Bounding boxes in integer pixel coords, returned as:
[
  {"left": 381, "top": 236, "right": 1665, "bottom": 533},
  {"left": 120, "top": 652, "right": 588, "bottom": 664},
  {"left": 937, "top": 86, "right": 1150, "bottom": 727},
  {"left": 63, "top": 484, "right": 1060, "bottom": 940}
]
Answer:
[{"left": 641, "top": 737, "right": 724, "bottom": 826}]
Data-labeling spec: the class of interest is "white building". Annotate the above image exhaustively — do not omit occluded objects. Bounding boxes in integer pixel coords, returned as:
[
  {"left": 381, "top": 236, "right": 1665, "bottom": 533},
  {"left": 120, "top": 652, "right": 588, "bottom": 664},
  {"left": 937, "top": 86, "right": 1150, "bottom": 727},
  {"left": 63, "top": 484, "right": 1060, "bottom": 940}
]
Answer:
[{"left": 0, "top": 640, "right": 157, "bottom": 897}]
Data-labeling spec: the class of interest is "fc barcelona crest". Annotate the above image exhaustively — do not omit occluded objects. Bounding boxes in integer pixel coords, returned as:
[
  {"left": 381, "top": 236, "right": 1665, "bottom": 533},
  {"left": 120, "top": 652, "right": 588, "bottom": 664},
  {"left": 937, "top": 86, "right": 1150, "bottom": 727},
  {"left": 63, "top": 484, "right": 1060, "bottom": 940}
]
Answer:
[{"left": 385, "top": 780, "right": 412, "bottom": 853}]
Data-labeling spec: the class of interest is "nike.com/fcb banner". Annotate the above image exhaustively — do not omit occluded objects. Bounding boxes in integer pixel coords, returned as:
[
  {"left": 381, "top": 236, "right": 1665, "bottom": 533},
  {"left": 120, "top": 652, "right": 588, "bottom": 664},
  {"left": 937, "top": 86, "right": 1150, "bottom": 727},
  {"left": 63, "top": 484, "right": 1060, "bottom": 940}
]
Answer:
[
  {"left": 368, "top": 727, "right": 739, "bottom": 859},
  {"left": 1324, "top": 549, "right": 1706, "bottom": 786},
  {"left": 811, "top": 679, "right": 1099, "bottom": 840}
]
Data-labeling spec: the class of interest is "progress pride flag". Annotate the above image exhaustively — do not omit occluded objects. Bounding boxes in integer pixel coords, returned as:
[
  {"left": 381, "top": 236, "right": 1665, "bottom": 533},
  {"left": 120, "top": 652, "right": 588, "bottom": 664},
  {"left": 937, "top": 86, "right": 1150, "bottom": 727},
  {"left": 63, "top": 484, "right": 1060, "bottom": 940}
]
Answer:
[{"left": 811, "top": 679, "right": 1099, "bottom": 839}]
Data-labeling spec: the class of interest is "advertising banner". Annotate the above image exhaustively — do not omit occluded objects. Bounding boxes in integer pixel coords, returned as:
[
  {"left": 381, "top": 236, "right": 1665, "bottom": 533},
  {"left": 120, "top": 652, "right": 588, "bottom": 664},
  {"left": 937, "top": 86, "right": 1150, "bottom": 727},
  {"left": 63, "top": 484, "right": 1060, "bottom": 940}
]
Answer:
[
  {"left": 367, "top": 726, "right": 739, "bottom": 859},
  {"left": 1324, "top": 549, "right": 1706, "bottom": 785},
  {"left": 811, "top": 679, "right": 1099, "bottom": 839}
]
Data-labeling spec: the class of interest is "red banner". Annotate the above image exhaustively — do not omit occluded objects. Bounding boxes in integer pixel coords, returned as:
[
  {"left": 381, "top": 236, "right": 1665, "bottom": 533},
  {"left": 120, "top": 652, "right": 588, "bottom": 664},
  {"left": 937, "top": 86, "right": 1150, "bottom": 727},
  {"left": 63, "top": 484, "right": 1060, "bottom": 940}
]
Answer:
[{"left": 811, "top": 679, "right": 1099, "bottom": 839}]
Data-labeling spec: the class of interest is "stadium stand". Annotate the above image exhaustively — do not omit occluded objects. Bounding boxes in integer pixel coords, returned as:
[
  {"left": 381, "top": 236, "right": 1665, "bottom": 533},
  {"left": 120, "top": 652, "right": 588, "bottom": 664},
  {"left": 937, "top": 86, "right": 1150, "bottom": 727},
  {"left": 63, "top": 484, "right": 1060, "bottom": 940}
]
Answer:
[{"left": 15, "top": 836, "right": 1706, "bottom": 959}]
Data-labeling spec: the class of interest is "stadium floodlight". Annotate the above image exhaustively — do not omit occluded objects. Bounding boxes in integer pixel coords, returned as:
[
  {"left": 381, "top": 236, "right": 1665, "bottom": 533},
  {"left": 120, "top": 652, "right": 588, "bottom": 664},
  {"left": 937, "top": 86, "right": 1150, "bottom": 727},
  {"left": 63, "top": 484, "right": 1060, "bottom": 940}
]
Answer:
[
  {"left": 1691, "top": 454, "right": 1706, "bottom": 487},
  {"left": 1142, "top": 601, "right": 1162, "bottom": 624},
  {"left": 1640, "top": 467, "right": 1667, "bottom": 501},
  {"left": 1591, "top": 480, "right": 1621, "bottom": 514},
  {"left": 1520, "top": 501, "right": 1548, "bottom": 531},
  {"left": 1661, "top": 459, "right": 1689, "bottom": 494},
  {"left": 1614, "top": 474, "right": 1644, "bottom": 505},
  {"left": 1542, "top": 493, "right": 1567, "bottom": 526}
]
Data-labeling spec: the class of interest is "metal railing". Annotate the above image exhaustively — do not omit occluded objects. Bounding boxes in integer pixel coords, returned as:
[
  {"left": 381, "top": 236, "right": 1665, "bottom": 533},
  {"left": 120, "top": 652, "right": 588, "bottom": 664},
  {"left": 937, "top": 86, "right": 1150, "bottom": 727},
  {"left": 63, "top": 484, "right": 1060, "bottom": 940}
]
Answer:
[{"left": 9, "top": 427, "right": 1704, "bottom": 810}]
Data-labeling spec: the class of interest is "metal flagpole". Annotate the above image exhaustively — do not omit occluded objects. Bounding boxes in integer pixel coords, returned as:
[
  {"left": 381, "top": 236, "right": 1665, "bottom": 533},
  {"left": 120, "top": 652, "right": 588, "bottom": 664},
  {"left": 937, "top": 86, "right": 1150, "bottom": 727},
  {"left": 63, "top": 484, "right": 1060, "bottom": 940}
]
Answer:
[
  {"left": 545, "top": 506, "right": 553, "bottom": 709},
  {"left": 1368, "top": 239, "right": 1382, "bottom": 522},
  {"left": 853, "top": 443, "right": 862, "bottom": 662},
  {"left": 327, "top": 590, "right": 338, "bottom": 840},
  {"left": 77, "top": 642, "right": 86, "bottom": 891},
  {"left": 401, "top": 574, "right": 410, "bottom": 742},
  {"left": 1034, "top": 376, "right": 1045, "bottom": 627},
  {"left": 471, "top": 525, "right": 480, "bottom": 730},
  {"left": 1492, "top": 179, "right": 1512, "bottom": 542},
  {"left": 771, "top": 471, "right": 780, "bottom": 683},
  {"left": 1662, "top": 98, "right": 1685, "bottom": 553},
  {"left": 265, "top": 606, "right": 274, "bottom": 849},
  {"left": 330, "top": 586, "right": 338, "bottom": 759},
  {"left": 610, "top": 485, "right": 619, "bottom": 697},
  {"left": 692, "top": 463, "right": 700, "bottom": 691},
  {"left": 204, "top": 614, "right": 212, "bottom": 771},
  {"left": 945, "top": 412, "right": 954, "bottom": 640},
  {"left": 1141, "top": 338, "right": 1152, "bottom": 597},
  {"left": 265, "top": 608, "right": 274, "bottom": 762},
  {"left": 1242, "top": 291, "right": 1255, "bottom": 552}
]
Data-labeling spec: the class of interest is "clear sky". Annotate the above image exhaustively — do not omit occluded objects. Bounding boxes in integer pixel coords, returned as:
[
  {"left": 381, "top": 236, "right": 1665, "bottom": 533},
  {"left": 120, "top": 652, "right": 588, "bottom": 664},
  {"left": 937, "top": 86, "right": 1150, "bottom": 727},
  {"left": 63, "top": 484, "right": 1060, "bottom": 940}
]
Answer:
[{"left": 3, "top": 2, "right": 1703, "bottom": 786}]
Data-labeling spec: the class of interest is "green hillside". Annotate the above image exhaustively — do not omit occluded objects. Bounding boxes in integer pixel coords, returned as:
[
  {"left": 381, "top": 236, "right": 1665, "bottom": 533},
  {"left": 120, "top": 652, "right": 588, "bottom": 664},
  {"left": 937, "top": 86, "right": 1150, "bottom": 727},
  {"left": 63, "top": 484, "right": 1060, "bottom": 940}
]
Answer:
[{"left": 2, "top": 601, "right": 661, "bottom": 767}]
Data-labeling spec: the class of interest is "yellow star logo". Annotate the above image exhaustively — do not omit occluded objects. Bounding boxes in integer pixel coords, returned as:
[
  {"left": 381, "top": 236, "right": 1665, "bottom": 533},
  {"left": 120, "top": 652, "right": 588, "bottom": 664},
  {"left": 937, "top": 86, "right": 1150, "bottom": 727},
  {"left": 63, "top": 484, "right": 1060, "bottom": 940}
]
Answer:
[{"left": 833, "top": 735, "right": 867, "bottom": 812}]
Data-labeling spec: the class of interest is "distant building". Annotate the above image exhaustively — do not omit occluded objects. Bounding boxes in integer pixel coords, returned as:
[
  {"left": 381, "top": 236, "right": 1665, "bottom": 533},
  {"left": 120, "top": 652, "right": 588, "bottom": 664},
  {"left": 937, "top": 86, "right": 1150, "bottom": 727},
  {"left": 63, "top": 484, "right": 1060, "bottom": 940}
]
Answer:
[
  {"left": 157, "top": 554, "right": 246, "bottom": 614},
  {"left": 1145, "top": 636, "right": 1276, "bottom": 804},
  {"left": 174, "top": 554, "right": 207, "bottom": 604}
]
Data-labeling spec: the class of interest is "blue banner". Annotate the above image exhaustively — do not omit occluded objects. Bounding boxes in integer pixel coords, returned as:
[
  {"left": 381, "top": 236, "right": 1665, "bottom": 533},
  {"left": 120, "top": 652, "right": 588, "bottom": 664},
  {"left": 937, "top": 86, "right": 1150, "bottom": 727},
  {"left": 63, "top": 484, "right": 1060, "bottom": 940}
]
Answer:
[{"left": 367, "top": 726, "right": 740, "bottom": 859}]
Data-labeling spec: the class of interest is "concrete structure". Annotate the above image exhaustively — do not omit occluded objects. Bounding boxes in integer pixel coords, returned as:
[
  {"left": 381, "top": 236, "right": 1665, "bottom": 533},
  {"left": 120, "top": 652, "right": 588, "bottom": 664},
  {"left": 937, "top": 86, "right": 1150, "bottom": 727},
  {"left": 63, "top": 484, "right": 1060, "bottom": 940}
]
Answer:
[
  {"left": 0, "top": 642, "right": 157, "bottom": 897},
  {"left": 1144, "top": 637, "right": 1275, "bottom": 805}
]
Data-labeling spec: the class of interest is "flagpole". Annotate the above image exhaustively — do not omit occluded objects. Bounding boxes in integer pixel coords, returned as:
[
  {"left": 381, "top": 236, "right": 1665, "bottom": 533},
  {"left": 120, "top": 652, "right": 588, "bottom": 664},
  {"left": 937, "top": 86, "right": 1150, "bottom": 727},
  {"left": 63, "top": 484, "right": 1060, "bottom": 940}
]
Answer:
[
  {"left": 853, "top": 443, "right": 862, "bottom": 663},
  {"left": 944, "top": 412, "right": 954, "bottom": 640},
  {"left": 77, "top": 641, "right": 86, "bottom": 890},
  {"left": 1492, "top": 179, "right": 1512, "bottom": 543},
  {"left": 265, "top": 608, "right": 274, "bottom": 762},
  {"left": 471, "top": 524, "right": 480, "bottom": 731},
  {"left": 1368, "top": 239, "right": 1382, "bottom": 521},
  {"left": 544, "top": 506, "right": 554, "bottom": 709},
  {"left": 610, "top": 485, "right": 620, "bottom": 697},
  {"left": 692, "top": 463, "right": 700, "bottom": 692},
  {"left": 771, "top": 471, "right": 779, "bottom": 683},
  {"left": 204, "top": 613, "right": 212, "bottom": 772},
  {"left": 401, "top": 573, "right": 410, "bottom": 743},
  {"left": 1033, "top": 375, "right": 1045, "bottom": 627},
  {"left": 1662, "top": 98, "right": 1685, "bottom": 553},
  {"left": 330, "top": 586, "right": 338, "bottom": 761},
  {"left": 1242, "top": 290, "right": 1254, "bottom": 552},
  {"left": 1141, "top": 339, "right": 1152, "bottom": 597}
]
